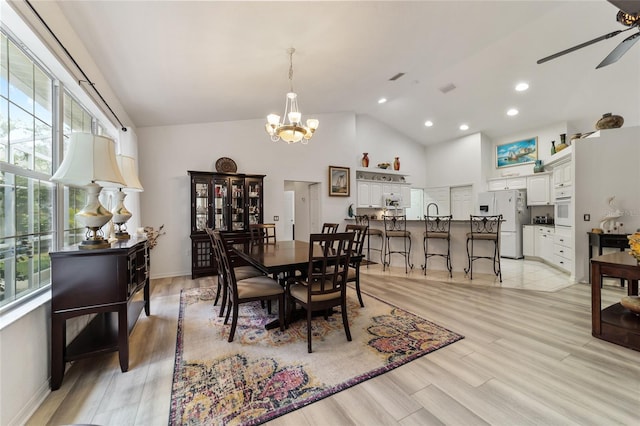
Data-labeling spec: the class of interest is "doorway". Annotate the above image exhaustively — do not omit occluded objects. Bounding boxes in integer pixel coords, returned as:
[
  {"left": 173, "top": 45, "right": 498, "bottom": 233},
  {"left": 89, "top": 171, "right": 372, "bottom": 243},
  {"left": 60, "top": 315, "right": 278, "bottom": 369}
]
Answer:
[{"left": 283, "top": 181, "right": 321, "bottom": 242}]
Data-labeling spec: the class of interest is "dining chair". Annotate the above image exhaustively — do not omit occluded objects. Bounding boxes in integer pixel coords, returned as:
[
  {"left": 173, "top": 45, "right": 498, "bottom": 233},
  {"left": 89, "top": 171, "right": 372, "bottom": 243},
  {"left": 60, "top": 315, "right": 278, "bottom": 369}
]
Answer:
[
  {"left": 249, "top": 223, "right": 277, "bottom": 245},
  {"left": 345, "top": 223, "right": 368, "bottom": 307},
  {"left": 287, "top": 232, "right": 355, "bottom": 353},
  {"left": 206, "top": 228, "right": 265, "bottom": 317},
  {"left": 213, "top": 230, "right": 285, "bottom": 342},
  {"left": 464, "top": 215, "right": 503, "bottom": 282},
  {"left": 321, "top": 223, "right": 339, "bottom": 234},
  {"left": 422, "top": 215, "right": 453, "bottom": 277}
]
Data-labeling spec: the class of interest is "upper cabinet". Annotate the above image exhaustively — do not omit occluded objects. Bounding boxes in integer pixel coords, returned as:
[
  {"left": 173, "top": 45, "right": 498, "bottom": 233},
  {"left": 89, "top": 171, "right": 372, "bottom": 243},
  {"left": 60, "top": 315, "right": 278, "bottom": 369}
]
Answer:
[
  {"left": 526, "top": 173, "right": 551, "bottom": 206},
  {"left": 356, "top": 168, "right": 410, "bottom": 209},
  {"left": 487, "top": 176, "right": 527, "bottom": 191},
  {"left": 553, "top": 161, "right": 572, "bottom": 188}
]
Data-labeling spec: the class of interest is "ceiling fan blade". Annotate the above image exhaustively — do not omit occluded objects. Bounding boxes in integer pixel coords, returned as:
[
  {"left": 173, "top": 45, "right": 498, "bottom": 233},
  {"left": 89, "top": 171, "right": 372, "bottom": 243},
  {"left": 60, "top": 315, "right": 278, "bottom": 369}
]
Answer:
[
  {"left": 608, "top": 0, "right": 640, "bottom": 15},
  {"left": 596, "top": 30, "right": 640, "bottom": 68},
  {"left": 537, "top": 29, "right": 627, "bottom": 64}
]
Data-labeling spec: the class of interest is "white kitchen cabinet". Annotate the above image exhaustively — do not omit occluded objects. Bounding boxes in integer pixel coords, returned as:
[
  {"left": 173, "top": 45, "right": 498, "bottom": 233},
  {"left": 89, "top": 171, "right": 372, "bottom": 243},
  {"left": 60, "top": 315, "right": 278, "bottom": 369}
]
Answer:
[
  {"left": 553, "top": 160, "right": 572, "bottom": 188},
  {"left": 357, "top": 181, "right": 383, "bottom": 208},
  {"left": 488, "top": 176, "right": 527, "bottom": 191},
  {"left": 400, "top": 184, "right": 411, "bottom": 208},
  {"left": 526, "top": 173, "right": 551, "bottom": 205},
  {"left": 523, "top": 225, "right": 535, "bottom": 257},
  {"left": 535, "top": 226, "right": 554, "bottom": 263},
  {"left": 553, "top": 227, "right": 572, "bottom": 272}
]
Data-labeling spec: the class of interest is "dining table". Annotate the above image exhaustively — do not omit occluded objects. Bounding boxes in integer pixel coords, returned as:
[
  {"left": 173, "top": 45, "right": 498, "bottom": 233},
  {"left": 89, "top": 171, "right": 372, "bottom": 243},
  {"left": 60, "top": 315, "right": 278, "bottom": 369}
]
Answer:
[
  {"left": 232, "top": 240, "right": 362, "bottom": 329},
  {"left": 233, "top": 240, "right": 313, "bottom": 279}
]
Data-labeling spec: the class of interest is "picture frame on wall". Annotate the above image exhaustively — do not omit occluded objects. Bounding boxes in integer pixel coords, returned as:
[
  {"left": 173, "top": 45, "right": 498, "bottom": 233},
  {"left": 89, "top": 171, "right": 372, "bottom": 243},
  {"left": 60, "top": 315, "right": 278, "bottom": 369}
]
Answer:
[
  {"left": 328, "top": 166, "right": 350, "bottom": 196},
  {"left": 496, "top": 137, "right": 537, "bottom": 168}
]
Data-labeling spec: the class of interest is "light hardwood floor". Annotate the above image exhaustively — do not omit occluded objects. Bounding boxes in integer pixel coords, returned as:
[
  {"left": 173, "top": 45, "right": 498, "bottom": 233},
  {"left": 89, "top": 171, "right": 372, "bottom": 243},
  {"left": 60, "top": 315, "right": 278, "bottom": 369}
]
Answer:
[{"left": 27, "top": 261, "right": 639, "bottom": 425}]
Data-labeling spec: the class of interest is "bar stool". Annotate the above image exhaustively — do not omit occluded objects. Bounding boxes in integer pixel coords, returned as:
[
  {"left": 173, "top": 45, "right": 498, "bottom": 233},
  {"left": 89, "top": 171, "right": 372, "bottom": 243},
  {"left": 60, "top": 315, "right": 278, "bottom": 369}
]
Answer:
[
  {"left": 355, "top": 215, "right": 383, "bottom": 267},
  {"left": 464, "top": 215, "right": 502, "bottom": 282},
  {"left": 422, "top": 214, "right": 453, "bottom": 277},
  {"left": 383, "top": 214, "right": 413, "bottom": 273}
]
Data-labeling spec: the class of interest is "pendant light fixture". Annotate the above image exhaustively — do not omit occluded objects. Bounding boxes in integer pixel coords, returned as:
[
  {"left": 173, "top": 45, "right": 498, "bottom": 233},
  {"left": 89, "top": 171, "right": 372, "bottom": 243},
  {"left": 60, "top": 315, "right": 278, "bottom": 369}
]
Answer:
[{"left": 265, "top": 48, "right": 318, "bottom": 144}]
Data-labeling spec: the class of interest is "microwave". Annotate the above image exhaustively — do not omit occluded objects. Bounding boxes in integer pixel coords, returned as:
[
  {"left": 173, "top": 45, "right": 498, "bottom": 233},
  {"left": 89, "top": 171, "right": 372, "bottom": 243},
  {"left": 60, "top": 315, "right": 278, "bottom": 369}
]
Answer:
[{"left": 555, "top": 195, "right": 572, "bottom": 227}]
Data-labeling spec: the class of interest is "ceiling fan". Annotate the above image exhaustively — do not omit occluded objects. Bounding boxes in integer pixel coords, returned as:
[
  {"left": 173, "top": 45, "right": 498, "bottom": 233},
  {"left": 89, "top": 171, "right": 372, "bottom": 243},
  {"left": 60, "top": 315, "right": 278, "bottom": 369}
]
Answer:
[{"left": 537, "top": 0, "right": 640, "bottom": 68}]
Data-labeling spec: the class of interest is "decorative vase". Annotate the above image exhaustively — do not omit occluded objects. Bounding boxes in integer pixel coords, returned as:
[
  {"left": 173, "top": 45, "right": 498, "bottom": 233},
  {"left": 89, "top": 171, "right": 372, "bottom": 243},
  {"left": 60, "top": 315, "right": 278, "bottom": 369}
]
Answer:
[
  {"left": 533, "top": 160, "right": 544, "bottom": 173},
  {"left": 393, "top": 157, "right": 400, "bottom": 171},
  {"left": 596, "top": 113, "right": 624, "bottom": 130},
  {"left": 556, "top": 141, "right": 568, "bottom": 152},
  {"left": 550, "top": 141, "right": 556, "bottom": 155},
  {"left": 361, "top": 153, "right": 369, "bottom": 167}
]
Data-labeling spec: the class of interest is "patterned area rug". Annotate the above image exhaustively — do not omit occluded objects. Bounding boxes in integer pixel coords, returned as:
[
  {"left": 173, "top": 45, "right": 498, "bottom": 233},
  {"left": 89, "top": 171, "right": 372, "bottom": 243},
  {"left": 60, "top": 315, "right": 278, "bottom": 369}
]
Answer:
[{"left": 169, "top": 287, "right": 463, "bottom": 425}]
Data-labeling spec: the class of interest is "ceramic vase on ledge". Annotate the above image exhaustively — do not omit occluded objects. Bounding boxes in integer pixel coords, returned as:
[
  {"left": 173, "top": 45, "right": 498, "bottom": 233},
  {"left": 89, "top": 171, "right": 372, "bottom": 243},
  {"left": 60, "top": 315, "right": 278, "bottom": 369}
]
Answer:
[
  {"left": 362, "top": 153, "right": 369, "bottom": 167},
  {"left": 393, "top": 157, "right": 400, "bottom": 171}
]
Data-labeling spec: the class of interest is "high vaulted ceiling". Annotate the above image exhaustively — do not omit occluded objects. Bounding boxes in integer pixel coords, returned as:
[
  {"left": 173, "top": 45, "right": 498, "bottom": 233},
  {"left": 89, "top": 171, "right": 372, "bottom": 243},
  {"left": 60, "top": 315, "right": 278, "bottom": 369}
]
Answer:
[{"left": 47, "top": 1, "right": 640, "bottom": 145}]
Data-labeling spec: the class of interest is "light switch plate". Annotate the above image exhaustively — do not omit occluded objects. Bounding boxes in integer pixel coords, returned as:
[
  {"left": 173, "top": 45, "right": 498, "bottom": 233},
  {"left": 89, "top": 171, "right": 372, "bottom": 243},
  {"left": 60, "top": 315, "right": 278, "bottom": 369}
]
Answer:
[
  {"left": 273, "top": 216, "right": 279, "bottom": 221},
  {"left": 584, "top": 214, "right": 590, "bottom": 221}
]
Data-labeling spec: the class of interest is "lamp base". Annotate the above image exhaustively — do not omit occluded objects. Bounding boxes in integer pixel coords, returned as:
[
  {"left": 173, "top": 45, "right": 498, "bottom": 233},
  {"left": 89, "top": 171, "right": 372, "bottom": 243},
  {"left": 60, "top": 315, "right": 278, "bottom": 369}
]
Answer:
[
  {"left": 79, "top": 226, "right": 111, "bottom": 250},
  {"left": 115, "top": 231, "right": 131, "bottom": 240},
  {"left": 79, "top": 238, "right": 111, "bottom": 250}
]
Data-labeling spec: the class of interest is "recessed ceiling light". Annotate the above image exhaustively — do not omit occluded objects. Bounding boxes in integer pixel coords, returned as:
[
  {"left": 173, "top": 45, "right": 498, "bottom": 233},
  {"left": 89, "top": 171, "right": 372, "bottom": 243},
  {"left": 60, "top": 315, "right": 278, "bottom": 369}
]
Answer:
[
  {"left": 378, "top": 98, "right": 387, "bottom": 104},
  {"left": 459, "top": 124, "right": 469, "bottom": 131},
  {"left": 515, "top": 82, "right": 529, "bottom": 92},
  {"left": 424, "top": 120, "right": 433, "bottom": 127},
  {"left": 507, "top": 108, "right": 519, "bottom": 116}
]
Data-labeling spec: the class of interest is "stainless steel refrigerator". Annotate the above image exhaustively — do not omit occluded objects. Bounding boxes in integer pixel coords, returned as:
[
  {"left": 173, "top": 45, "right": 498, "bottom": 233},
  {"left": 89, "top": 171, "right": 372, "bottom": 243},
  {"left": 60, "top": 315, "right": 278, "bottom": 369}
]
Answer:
[{"left": 477, "top": 189, "right": 529, "bottom": 258}]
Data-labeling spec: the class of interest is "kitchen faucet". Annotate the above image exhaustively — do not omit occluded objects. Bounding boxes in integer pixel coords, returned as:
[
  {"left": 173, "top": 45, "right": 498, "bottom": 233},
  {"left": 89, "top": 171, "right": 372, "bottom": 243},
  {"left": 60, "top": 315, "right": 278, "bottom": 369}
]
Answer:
[{"left": 426, "top": 202, "right": 439, "bottom": 217}]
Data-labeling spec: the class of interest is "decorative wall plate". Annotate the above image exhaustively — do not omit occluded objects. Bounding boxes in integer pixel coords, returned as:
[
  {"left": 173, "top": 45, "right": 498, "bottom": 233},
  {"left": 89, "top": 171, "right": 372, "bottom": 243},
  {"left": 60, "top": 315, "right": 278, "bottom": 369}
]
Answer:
[{"left": 215, "top": 157, "right": 237, "bottom": 173}]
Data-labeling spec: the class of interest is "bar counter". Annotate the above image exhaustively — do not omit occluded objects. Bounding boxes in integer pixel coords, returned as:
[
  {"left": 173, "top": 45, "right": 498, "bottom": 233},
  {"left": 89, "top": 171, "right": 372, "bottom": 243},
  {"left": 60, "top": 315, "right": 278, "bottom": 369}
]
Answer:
[{"left": 346, "top": 218, "right": 503, "bottom": 276}]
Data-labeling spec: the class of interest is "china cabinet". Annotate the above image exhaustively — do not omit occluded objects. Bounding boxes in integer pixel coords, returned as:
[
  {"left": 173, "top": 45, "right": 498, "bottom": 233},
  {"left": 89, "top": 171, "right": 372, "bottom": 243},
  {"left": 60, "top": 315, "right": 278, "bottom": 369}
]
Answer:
[{"left": 188, "top": 170, "right": 265, "bottom": 278}]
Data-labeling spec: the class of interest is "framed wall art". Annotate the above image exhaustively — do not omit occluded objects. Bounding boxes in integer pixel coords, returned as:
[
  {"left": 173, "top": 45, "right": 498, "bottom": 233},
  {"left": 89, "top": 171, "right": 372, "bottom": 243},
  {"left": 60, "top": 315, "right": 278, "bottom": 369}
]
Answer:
[
  {"left": 496, "top": 137, "right": 537, "bottom": 168},
  {"left": 328, "top": 166, "right": 350, "bottom": 196}
]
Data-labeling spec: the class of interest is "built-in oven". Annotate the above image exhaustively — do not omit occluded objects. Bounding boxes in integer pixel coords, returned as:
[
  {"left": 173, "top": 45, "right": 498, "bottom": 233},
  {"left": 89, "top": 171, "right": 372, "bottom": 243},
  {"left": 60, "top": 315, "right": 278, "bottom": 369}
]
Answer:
[{"left": 554, "top": 187, "right": 572, "bottom": 227}]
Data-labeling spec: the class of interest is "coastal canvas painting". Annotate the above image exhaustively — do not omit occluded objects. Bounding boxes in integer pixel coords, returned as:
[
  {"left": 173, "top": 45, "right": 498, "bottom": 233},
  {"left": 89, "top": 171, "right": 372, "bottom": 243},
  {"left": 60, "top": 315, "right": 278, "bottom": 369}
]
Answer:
[{"left": 496, "top": 137, "right": 537, "bottom": 168}]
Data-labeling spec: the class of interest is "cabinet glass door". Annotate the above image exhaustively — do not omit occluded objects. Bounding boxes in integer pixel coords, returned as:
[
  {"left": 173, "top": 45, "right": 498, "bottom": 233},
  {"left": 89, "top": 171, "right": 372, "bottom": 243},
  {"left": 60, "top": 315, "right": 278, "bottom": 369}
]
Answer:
[
  {"left": 194, "top": 179, "right": 211, "bottom": 232},
  {"left": 247, "top": 178, "right": 262, "bottom": 225},
  {"left": 230, "top": 178, "right": 245, "bottom": 230},
  {"left": 213, "top": 178, "right": 228, "bottom": 230}
]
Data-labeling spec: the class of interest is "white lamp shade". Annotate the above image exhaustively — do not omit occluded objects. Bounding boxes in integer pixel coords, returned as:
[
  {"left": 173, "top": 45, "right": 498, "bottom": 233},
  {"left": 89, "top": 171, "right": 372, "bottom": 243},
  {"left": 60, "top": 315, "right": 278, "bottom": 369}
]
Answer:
[
  {"left": 116, "top": 155, "right": 144, "bottom": 191},
  {"left": 51, "top": 133, "right": 126, "bottom": 187}
]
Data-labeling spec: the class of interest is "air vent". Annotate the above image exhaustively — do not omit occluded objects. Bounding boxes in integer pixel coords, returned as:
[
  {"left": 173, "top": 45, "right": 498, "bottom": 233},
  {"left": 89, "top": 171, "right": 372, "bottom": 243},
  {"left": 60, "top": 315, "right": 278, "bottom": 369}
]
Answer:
[
  {"left": 389, "top": 72, "right": 405, "bottom": 81},
  {"left": 439, "top": 83, "right": 456, "bottom": 94}
]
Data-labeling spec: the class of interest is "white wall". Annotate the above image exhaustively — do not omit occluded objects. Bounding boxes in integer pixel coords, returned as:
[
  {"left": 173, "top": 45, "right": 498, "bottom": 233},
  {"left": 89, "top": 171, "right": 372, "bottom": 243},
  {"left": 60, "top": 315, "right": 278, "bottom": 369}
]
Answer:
[
  {"left": 573, "top": 127, "right": 640, "bottom": 282},
  {"left": 137, "top": 113, "right": 426, "bottom": 278},
  {"left": 424, "top": 132, "right": 484, "bottom": 194}
]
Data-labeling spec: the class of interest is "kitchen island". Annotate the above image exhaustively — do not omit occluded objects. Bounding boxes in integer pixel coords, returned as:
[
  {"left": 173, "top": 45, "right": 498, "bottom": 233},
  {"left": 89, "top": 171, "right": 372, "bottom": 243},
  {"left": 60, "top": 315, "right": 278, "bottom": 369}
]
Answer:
[{"left": 348, "top": 218, "right": 506, "bottom": 277}]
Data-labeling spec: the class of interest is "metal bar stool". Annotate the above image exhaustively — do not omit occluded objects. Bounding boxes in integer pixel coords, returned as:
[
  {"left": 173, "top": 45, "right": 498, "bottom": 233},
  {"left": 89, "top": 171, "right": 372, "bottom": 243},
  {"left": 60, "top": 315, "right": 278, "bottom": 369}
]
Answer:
[
  {"left": 422, "top": 214, "right": 453, "bottom": 277},
  {"left": 464, "top": 215, "right": 502, "bottom": 282},
  {"left": 383, "top": 214, "right": 413, "bottom": 273},
  {"left": 355, "top": 215, "right": 383, "bottom": 267}
]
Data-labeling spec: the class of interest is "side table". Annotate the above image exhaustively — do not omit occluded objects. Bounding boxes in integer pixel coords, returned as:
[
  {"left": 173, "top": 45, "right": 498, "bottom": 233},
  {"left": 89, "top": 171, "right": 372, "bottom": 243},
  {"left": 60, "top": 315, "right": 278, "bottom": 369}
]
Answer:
[
  {"left": 591, "top": 252, "right": 639, "bottom": 351},
  {"left": 49, "top": 238, "right": 150, "bottom": 390}
]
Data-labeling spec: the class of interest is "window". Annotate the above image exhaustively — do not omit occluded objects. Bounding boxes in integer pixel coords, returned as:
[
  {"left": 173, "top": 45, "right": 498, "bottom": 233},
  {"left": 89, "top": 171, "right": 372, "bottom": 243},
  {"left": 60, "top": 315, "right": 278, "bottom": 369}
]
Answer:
[
  {"left": 1, "top": 18, "right": 118, "bottom": 310},
  {"left": 1, "top": 31, "right": 55, "bottom": 307}
]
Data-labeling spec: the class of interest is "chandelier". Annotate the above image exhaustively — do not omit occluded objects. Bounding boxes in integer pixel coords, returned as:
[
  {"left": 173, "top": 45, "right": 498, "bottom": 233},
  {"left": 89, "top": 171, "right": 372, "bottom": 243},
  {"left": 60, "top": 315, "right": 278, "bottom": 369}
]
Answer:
[{"left": 265, "top": 48, "right": 319, "bottom": 144}]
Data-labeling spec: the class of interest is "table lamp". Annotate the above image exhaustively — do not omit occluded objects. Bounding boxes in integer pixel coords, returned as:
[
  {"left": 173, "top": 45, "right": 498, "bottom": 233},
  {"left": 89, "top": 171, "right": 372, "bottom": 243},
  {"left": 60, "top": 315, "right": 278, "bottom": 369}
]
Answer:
[
  {"left": 112, "top": 155, "right": 144, "bottom": 239},
  {"left": 51, "top": 133, "right": 126, "bottom": 249}
]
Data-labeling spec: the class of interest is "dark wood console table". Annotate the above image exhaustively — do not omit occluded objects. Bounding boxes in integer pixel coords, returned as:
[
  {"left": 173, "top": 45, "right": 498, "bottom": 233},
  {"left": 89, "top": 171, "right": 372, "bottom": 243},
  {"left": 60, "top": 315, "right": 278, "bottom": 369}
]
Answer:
[
  {"left": 49, "top": 238, "right": 150, "bottom": 390},
  {"left": 591, "top": 252, "right": 639, "bottom": 352},
  {"left": 587, "top": 232, "right": 630, "bottom": 285}
]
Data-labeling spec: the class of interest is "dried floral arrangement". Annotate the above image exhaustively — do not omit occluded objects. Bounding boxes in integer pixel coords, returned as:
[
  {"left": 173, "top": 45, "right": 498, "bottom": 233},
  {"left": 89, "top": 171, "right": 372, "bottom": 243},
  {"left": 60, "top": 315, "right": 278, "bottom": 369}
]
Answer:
[{"left": 144, "top": 224, "right": 166, "bottom": 249}]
